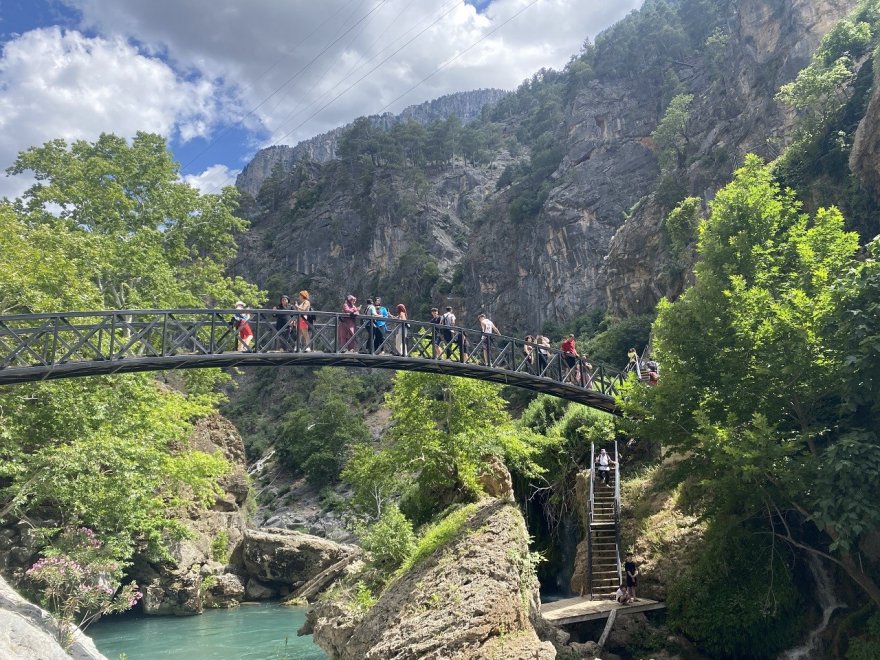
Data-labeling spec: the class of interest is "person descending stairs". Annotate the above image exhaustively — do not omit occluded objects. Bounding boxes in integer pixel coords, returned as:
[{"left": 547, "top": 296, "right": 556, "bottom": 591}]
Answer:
[{"left": 588, "top": 442, "right": 622, "bottom": 599}]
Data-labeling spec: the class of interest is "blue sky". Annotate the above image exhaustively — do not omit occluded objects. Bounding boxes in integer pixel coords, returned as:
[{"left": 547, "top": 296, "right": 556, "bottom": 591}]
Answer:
[{"left": 0, "top": 0, "right": 640, "bottom": 196}]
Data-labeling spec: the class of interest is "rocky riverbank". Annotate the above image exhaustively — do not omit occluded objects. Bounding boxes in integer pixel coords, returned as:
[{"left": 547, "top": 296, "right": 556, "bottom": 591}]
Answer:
[{"left": 304, "top": 498, "right": 558, "bottom": 659}]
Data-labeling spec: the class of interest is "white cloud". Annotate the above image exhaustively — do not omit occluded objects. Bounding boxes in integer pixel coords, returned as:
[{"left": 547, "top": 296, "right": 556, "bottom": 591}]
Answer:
[
  {"left": 0, "top": 1, "right": 641, "bottom": 198},
  {"left": 0, "top": 27, "right": 229, "bottom": 197},
  {"left": 62, "top": 0, "right": 641, "bottom": 148},
  {"left": 183, "top": 164, "right": 238, "bottom": 194}
]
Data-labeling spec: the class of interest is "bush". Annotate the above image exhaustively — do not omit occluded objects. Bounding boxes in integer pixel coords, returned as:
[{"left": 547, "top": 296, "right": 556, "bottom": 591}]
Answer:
[
  {"left": 26, "top": 527, "right": 142, "bottom": 650},
  {"left": 667, "top": 520, "right": 804, "bottom": 658},
  {"left": 848, "top": 610, "right": 880, "bottom": 659},
  {"left": 361, "top": 505, "right": 416, "bottom": 572},
  {"left": 582, "top": 314, "right": 655, "bottom": 366},
  {"left": 398, "top": 503, "right": 478, "bottom": 575},
  {"left": 211, "top": 530, "right": 230, "bottom": 563}
]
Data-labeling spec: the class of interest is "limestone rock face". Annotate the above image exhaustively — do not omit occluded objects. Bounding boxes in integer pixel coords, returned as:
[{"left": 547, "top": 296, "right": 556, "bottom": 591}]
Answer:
[
  {"left": 236, "top": 89, "right": 507, "bottom": 197},
  {"left": 242, "top": 528, "right": 356, "bottom": 593},
  {"left": 234, "top": 1, "right": 856, "bottom": 335},
  {"left": 600, "top": 0, "right": 858, "bottom": 317},
  {"left": 850, "top": 64, "right": 880, "bottom": 202},
  {"left": 0, "top": 575, "right": 106, "bottom": 660},
  {"left": 310, "top": 499, "right": 556, "bottom": 660}
]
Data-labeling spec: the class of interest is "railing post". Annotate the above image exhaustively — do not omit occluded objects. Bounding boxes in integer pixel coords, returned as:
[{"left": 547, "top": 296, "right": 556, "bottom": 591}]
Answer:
[
  {"left": 209, "top": 312, "right": 216, "bottom": 353},
  {"left": 51, "top": 316, "right": 59, "bottom": 365},
  {"left": 161, "top": 312, "right": 168, "bottom": 356},
  {"left": 109, "top": 314, "right": 116, "bottom": 360},
  {"left": 614, "top": 439, "right": 622, "bottom": 587},
  {"left": 588, "top": 441, "right": 595, "bottom": 600}
]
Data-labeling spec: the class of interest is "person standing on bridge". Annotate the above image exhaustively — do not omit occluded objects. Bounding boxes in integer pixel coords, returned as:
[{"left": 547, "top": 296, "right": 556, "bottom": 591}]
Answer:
[
  {"left": 339, "top": 295, "right": 359, "bottom": 352},
  {"left": 561, "top": 334, "right": 581, "bottom": 385},
  {"left": 477, "top": 313, "right": 499, "bottom": 366},
  {"left": 374, "top": 296, "right": 389, "bottom": 354},
  {"left": 430, "top": 307, "right": 443, "bottom": 358},
  {"left": 624, "top": 552, "right": 639, "bottom": 602},
  {"left": 536, "top": 335, "right": 550, "bottom": 373},
  {"left": 272, "top": 295, "right": 293, "bottom": 351},
  {"left": 441, "top": 306, "right": 456, "bottom": 359},
  {"left": 394, "top": 303, "right": 408, "bottom": 356},
  {"left": 232, "top": 302, "right": 253, "bottom": 352},
  {"left": 295, "top": 291, "right": 312, "bottom": 352},
  {"left": 523, "top": 335, "right": 535, "bottom": 369},
  {"left": 594, "top": 448, "right": 615, "bottom": 487}
]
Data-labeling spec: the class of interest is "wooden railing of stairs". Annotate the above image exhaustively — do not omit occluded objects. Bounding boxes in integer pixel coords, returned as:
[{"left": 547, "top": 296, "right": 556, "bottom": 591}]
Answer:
[{"left": 588, "top": 440, "right": 622, "bottom": 600}]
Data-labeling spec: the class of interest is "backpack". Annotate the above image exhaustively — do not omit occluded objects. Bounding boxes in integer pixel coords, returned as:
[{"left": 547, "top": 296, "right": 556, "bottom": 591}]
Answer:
[{"left": 441, "top": 313, "right": 455, "bottom": 327}]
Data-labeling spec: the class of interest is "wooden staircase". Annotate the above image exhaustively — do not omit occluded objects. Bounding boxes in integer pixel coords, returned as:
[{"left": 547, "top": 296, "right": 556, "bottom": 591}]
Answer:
[{"left": 588, "top": 442, "right": 621, "bottom": 599}]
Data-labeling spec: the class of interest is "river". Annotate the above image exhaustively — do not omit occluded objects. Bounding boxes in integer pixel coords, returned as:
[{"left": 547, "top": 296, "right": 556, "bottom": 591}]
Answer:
[{"left": 88, "top": 603, "right": 327, "bottom": 659}]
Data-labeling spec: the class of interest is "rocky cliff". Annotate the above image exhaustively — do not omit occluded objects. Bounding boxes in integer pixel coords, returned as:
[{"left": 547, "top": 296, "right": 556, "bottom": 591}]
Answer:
[
  {"left": 235, "top": 89, "right": 507, "bottom": 198},
  {"left": 306, "top": 498, "right": 557, "bottom": 660},
  {"left": 233, "top": 0, "right": 857, "bottom": 334}
]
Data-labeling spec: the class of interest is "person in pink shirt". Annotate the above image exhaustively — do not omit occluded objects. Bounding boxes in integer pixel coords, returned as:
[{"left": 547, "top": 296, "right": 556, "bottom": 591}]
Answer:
[{"left": 339, "top": 295, "right": 359, "bottom": 352}]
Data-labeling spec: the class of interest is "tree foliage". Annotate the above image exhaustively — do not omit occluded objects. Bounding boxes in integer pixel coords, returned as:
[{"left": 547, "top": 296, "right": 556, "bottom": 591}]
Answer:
[
  {"left": 625, "top": 155, "right": 880, "bottom": 604},
  {"left": 652, "top": 94, "right": 694, "bottom": 173},
  {"left": 7, "top": 132, "right": 260, "bottom": 311},
  {"left": 343, "top": 373, "right": 540, "bottom": 523},
  {"left": 0, "top": 132, "right": 256, "bottom": 566},
  {"left": 278, "top": 368, "right": 371, "bottom": 485}
]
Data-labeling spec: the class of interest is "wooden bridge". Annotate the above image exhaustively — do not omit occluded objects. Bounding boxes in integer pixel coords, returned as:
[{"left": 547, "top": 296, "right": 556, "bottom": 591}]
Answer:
[{"left": 0, "top": 309, "right": 626, "bottom": 412}]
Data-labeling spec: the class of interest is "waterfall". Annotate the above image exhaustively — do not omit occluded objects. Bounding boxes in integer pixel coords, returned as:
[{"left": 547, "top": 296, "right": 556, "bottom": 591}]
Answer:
[{"left": 780, "top": 553, "right": 845, "bottom": 660}]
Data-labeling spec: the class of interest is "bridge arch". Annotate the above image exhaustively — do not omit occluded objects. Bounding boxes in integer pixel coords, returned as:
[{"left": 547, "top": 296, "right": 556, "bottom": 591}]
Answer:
[{"left": 0, "top": 309, "right": 625, "bottom": 414}]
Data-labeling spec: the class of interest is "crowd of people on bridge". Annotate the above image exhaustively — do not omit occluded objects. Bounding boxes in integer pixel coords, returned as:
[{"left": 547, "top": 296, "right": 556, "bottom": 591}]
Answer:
[{"left": 229, "top": 294, "right": 658, "bottom": 386}]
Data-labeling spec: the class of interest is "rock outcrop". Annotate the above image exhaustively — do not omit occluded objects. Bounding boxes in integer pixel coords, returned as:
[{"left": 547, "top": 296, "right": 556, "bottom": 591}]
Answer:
[
  {"left": 242, "top": 528, "right": 357, "bottom": 596},
  {"left": 236, "top": 89, "right": 508, "bottom": 197},
  {"left": 0, "top": 575, "right": 105, "bottom": 660},
  {"left": 308, "top": 499, "right": 556, "bottom": 659},
  {"left": 850, "top": 62, "right": 880, "bottom": 203}
]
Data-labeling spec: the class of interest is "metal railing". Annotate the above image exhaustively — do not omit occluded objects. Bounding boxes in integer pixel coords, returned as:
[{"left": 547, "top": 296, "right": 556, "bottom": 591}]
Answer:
[
  {"left": 613, "top": 439, "right": 622, "bottom": 586},
  {"left": 587, "top": 442, "right": 595, "bottom": 599},
  {"left": 0, "top": 309, "right": 626, "bottom": 411}
]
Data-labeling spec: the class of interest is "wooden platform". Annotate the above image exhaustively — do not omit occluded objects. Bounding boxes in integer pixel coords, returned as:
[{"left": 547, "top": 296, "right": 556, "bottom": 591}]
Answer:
[{"left": 541, "top": 596, "right": 665, "bottom": 625}]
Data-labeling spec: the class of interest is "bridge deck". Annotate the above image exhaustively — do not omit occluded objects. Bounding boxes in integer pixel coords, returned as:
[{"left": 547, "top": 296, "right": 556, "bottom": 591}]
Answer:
[
  {"left": 0, "top": 309, "right": 629, "bottom": 411},
  {"left": 541, "top": 596, "right": 665, "bottom": 625}
]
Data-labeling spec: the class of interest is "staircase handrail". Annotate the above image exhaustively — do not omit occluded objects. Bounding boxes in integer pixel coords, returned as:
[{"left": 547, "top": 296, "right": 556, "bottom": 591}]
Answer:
[
  {"left": 613, "top": 438, "right": 622, "bottom": 586},
  {"left": 588, "top": 441, "right": 595, "bottom": 599}
]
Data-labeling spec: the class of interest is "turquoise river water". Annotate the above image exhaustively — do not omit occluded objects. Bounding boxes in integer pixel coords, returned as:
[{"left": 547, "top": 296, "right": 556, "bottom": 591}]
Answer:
[{"left": 88, "top": 603, "right": 327, "bottom": 660}]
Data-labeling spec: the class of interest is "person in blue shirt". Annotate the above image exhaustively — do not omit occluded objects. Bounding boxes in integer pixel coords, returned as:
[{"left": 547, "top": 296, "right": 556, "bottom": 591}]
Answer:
[{"left": 373, "top": 296, "right": 390, "bottom": 353}]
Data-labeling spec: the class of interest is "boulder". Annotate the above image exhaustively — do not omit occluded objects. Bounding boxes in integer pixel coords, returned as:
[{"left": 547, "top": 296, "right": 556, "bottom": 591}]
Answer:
[
  {"left": 142, "top": 571, "right": 202, "bottom": 616},
  {"left": 242, "top": 528, "right": 355, "bottom": 590},
  {"left": 203, "top": 573, "right": 246, "bottom": 609},
  {"left": 0, "top": 574, "right": 105, "bottom": 659},
  {"left": 477, "top": 455, "right": 514, "bottom": 500},
  {"left": 245, "top": 578, "right": 277, "bottom": 600},
  {"left": 310, "top": 499, "right": 556, "bottom": 659}
]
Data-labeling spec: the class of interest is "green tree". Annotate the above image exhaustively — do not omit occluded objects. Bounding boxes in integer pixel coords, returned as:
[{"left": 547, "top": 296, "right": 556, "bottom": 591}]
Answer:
[
  {"left": 7, "top": 132, "right": 260, "bottom": 311},
  {"left": 652, "top": 93, "right": 694, "bottom": 173},
  {"left": 0, "top": 132, "right": 257, "bottom": 567},
  {"left": 277, "top": 368, "right": 371, "bottom": 484},
  {"left": 343, "top": 373, "right": 540, "bottom": 523},
  {"left": 627, "top": 155, "right": 880, "bottom": 605}
]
